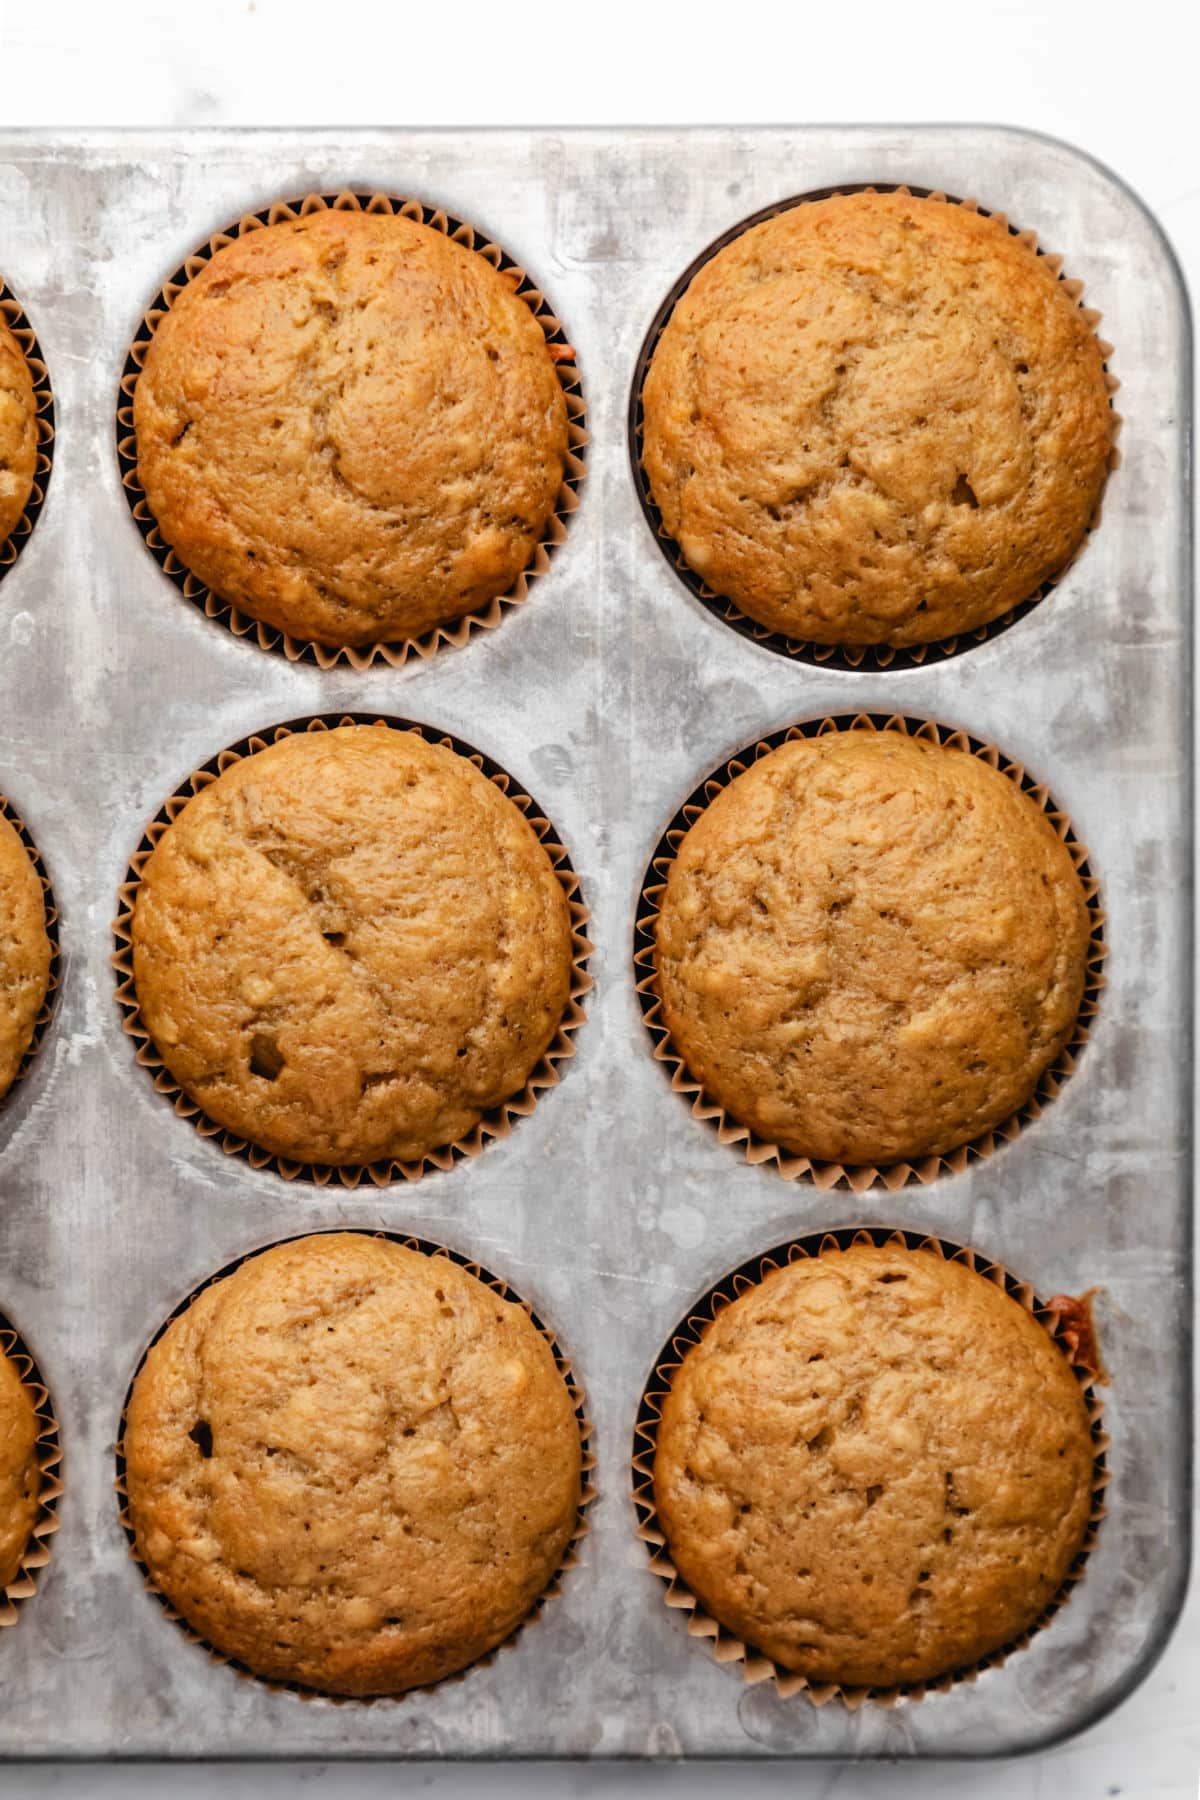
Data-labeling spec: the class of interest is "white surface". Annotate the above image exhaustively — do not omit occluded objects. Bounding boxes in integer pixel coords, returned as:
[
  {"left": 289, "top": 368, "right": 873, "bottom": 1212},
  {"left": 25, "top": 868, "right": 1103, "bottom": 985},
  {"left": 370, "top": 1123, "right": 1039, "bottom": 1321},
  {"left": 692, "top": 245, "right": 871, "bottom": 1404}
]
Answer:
[{"left": 0, "top": 0, "right": 1195, "bottom": 1794}]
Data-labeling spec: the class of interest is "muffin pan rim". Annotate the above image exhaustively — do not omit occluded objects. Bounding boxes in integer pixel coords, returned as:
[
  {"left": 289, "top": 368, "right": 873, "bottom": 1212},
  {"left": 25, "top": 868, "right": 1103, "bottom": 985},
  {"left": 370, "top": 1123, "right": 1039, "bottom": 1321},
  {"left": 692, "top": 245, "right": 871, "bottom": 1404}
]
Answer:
[{"left": 0, "top": 123, "right": 1188, "bottom": 1763}]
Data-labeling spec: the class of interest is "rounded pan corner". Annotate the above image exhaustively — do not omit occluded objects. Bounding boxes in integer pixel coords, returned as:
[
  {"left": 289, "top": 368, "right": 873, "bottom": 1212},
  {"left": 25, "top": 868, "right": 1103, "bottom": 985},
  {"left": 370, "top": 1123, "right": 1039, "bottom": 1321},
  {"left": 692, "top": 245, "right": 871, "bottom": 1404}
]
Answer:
[
  {"left": 993, "top": 1539, "right": 1194, "bottom": 1763},
  {"left": 964, "top": 122, "right": 1194, "bottom": 329}
]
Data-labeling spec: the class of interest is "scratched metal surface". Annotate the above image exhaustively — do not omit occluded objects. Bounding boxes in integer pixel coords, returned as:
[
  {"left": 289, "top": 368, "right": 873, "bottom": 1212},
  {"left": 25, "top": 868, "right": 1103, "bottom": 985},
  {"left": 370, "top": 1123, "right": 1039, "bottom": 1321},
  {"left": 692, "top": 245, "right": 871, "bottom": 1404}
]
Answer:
[{"left": 0, "top": 127, "right": 1190, "bottom": 1761}]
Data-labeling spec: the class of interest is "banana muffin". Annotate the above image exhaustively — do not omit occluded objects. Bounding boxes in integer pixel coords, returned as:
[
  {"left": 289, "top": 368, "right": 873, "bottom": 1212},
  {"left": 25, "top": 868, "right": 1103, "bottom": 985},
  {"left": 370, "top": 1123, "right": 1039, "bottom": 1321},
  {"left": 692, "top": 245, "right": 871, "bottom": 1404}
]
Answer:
[
  {"left": 0, "top": 807, "right": 52, "bottom": 1103},
  {"left": 133, "top": 208, "right": 570, "bottom": 648},
  {"left": 130, "top": 725, "right": 574, "bottom": 1167},
  {"left": 653, "top": 1242, "right": 1095, "bottom": 1689},
  {"left": 0, "top": 1337, "right": 40, "bottom": 1592},
  {"left": 123, "top": 1233, "right": 583, "bottom": 1695},
  {"left": 0, "top": 309, "right": 37, "bottom": 549},
  {"left": 642, "top": 190, "right": 1111, "bottom": 647},
  {"left": 654, "top": 729, "right": 1090, "bottom": 1167}
]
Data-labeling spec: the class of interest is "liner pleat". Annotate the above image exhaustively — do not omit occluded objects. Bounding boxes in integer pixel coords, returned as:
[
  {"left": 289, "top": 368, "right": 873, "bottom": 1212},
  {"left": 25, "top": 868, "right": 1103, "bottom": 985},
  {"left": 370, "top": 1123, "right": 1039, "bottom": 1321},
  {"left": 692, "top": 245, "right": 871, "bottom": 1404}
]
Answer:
[
  {"left": 0, "top": 282, "right": 55, "bottom": 580},
  {"left": 0, "top": 1314, "right": 63, "bottom": 1629},
  {"left": 631, "top": 1225, "right": 1109, "bottom": 1709},
  {"left": 628, "top": 184, "right": 1122, "bottom": 673},
  {"left": 116, "top": 191, "right": 587, "bottom": 670},
  {"left": 0, "top": 791, "right": 60, "bottom": 1112},
  {"left": 114, "top": 1229, "right": 596, "bottom": 1702},
  {"left": 112, "top": 714, "right": 591, "bottom": 1187},
  {"left": 634, "top": 712, "right": 1106, "bottom": 1191}
]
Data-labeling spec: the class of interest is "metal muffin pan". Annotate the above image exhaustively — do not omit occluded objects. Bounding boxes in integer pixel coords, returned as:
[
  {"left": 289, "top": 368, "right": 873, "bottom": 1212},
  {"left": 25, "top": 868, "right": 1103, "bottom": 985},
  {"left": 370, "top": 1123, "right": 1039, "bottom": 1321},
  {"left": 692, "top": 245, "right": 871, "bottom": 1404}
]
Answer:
[{"left": 0, "top": 126, "right": 1190, "bottom": 1761}]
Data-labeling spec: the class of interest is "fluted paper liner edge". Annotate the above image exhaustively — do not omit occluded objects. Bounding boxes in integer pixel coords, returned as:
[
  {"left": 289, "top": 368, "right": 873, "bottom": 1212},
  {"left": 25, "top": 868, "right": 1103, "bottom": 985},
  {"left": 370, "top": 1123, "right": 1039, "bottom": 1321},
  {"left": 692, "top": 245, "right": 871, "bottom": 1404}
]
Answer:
[
  {"left": 0, "top": 282, "right": 55, "bottom": 578},
  {"left": 0, "top": 1313, "right": 63, "bottom": 1629},
  {"left": 634, "top": 712, "right": 1106, "bottom": 1191},
  {"left": 114, "top": 1229, "right": 596, "bottom": 1701},
  {"left": 112, "top": 715, "right": 591, "bottom": 1186},
  {"left": 116, "top": 190, "right": 587, "bottom": 670},
  {"left": 630, "top": 184, "right": 1121, "bottom": 673},
  {"left": 631, "top": 1225, "right": 1109, "bottom": 1709},
  {"left": 0, "top": 792, "right": 60, "bottom": 1113}
]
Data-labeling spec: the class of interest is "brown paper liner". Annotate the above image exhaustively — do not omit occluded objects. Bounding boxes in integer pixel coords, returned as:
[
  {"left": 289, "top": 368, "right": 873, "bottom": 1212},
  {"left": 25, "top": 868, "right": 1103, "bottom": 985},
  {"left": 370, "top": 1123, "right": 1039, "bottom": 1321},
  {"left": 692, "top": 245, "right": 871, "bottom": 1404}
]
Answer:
[
  {"left": 631, "top": 1225, "right": 1109, "bottom": 1709},
  {"left": 629, "top": 184, "right": 1121, "bottom": 672},
  {"left": 0, "top": 281, "right": 55, "bottom": 581},
  {"left": 634, "top": 713, "right": 1106, "bottom": 1191},
  {"left": 111, "top": 714, "right": 591, "bottom": 1187},
  {"left": 0, "top": 1310, "right": 63, "bottom": 1629},
  {"left": 0, "top": 791, "right": 60, "bottom": 1113},
  {"left": 116, "top": 191, "right": 588, "bottom": 670},
  {"left": 114, "top": 1229, "right": 596, "bottom": 1702}
]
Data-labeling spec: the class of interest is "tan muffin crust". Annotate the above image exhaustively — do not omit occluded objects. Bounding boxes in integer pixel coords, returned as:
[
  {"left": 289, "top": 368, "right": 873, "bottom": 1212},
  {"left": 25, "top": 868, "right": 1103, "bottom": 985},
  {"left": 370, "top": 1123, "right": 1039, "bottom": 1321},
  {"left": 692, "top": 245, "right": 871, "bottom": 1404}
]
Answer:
[
  {"left": 0, "top": 808, "right": 52, "bottom": 1103},
  {"left": 124, "top": 1234, "right": 583, "bottom": 1696},
  {"left": 133, "top": 208, "right": 570, "bottom": 648},
  {"left": 0, "top": 1340, "right": 40, "bottom": 1592},
  {"left": 131, "top": 725, "right": 575, "bottom": 1167},
  {"left": 642, "top": 191, "right": 1112, "bottom": 647},
  {"left": 653, "top": 1243, "right": 1095, "bottom": 1689},
  {"left": 654, "top": 730, "right": 1090, "bottom": 1167},
  {"left": 0, "top": 309, "right": 37, "bottom": 548}
]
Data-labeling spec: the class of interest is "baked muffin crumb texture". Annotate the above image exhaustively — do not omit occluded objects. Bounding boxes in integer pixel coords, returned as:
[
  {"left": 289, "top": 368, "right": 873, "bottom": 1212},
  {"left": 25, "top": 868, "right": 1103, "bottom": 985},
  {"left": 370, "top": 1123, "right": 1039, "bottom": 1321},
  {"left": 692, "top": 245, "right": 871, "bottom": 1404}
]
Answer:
[
  {"left": 642, "top": 190, "right": 1112, "bottom": 648},
  {"left": 130, "top": 725, "right": 577, "bottom": 1169},
  {"left": 124, "top": 1233, "right": 583, "bottom": 1696},
  {"left": 651, "top": 1243, "right": 1096, "bottom": 1689},
  {"left": 653, "top": 728, "right": 1092, "bottom": 1168}
]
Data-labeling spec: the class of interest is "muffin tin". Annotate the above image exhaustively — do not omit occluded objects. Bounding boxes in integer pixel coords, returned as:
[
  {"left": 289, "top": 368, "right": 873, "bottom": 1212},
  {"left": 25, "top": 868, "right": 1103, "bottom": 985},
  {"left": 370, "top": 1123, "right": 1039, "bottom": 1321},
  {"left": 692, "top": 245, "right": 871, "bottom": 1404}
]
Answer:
[{"left": 0, "top": 126, "right": 1190, "bottom": 1760}]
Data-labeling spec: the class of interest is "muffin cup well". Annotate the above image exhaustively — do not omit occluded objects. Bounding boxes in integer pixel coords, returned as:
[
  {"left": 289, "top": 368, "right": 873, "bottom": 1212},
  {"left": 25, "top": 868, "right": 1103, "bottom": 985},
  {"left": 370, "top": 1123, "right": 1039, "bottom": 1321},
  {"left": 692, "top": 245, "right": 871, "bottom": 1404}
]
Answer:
[
  {"left": 0, "top": 1311, "right": 63, "bottom": 1630},
  {"left": 629, "top": 184, "right": 1121, "bottom": 673},
  {"left": 634, "top": 712, "right": 1106, "bottom": 1192},
  {"left": 631, "top": 1225, "right": 1109, "bottom": 1710},
  {"left": 116, "top": 190, "right": 587, "bottom": 671},
  {"left": 114, "top": 1228, "right": 596, "bottom": 1702},
  {"left": 111, "top": 714, "right": 592, "bottom": 1187},
  {"left": 0, "top": 281, "right": 55, "bottom": 583},
  {"left": 0, "top": 791, "right": 60, "bottom": 1114}
]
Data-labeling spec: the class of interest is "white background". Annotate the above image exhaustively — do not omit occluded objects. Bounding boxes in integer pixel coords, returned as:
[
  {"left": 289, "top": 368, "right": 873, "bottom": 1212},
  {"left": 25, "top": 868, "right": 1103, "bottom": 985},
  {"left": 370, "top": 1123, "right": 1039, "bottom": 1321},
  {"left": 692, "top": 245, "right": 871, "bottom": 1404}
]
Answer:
[{"left": 0, "top": 0, "right": 1196, "bottom": 1794}]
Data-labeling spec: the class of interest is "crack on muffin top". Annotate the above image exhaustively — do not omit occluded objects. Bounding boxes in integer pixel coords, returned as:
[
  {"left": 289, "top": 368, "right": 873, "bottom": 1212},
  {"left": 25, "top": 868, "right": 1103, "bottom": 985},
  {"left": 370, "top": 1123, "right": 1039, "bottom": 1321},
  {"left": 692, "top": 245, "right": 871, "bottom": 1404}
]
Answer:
[{"left": 130, "top": 726, "right": 575, "bottom": 1167}]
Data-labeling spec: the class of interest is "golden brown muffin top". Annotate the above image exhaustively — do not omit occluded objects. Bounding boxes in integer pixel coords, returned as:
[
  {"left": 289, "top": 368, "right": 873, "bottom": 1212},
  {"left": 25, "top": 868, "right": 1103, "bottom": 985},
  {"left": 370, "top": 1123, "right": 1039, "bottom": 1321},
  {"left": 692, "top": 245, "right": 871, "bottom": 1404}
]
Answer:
[
  {"left": 0, "top": 309, "right": 37, "bottom": 548},
  {"left": 0, "top": 808, "right": 52, "bottom": 1103},
  {"left": 131, "top": 726, "right": 575, "bottom": 1167},
  {"left": 133, "top": 209, "right": 569, "bottom": 648},
  {"left": 124, "top": 1233, "right": 582, "bottom": 1696},
  {"left": 0, "top": 1340, "right": 40, "bottom": 1592},
  {"left": 642, "top": 191, "right": 1111, "bottom": 647},
  {"left": 653, "top": 1243, "right": 1095, "bottom": 1689},
  {"left": 655, "top": 730, "right": 1090, "bottom": 1167}
]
